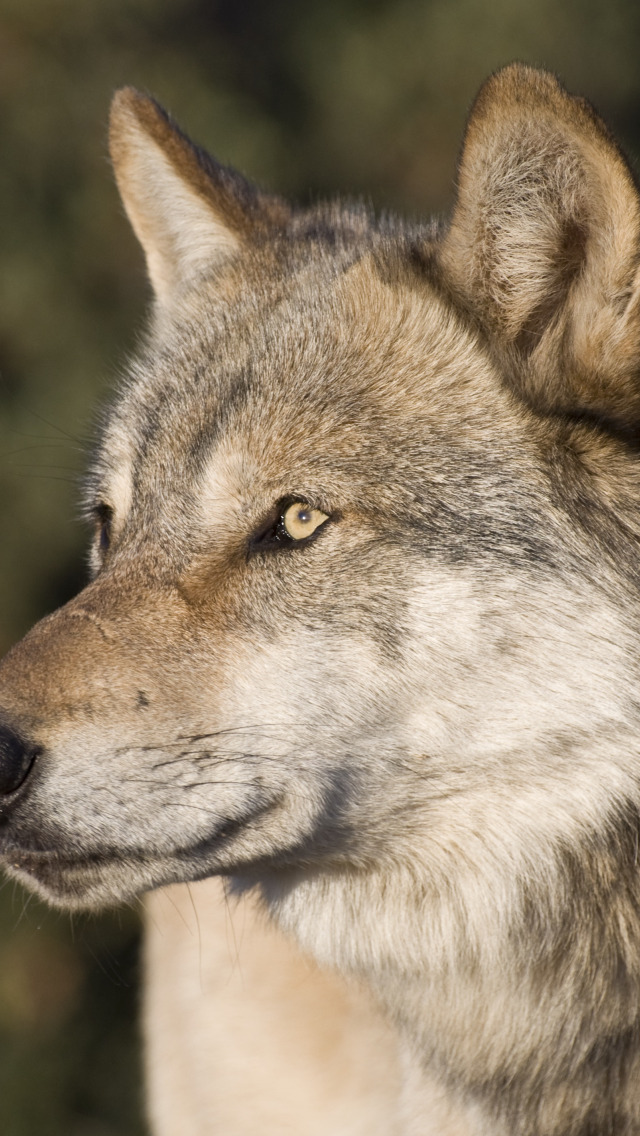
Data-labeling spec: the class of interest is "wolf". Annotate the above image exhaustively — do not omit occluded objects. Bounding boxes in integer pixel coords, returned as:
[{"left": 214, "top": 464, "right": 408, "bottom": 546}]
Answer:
[{"left": 2, "top": 62, "right": 640, "bottom": 1135}]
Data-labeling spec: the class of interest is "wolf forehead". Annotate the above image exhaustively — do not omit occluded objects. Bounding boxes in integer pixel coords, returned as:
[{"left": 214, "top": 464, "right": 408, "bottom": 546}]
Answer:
[{"left": 93, "top": 229, "right": 525, "bottom": 527}]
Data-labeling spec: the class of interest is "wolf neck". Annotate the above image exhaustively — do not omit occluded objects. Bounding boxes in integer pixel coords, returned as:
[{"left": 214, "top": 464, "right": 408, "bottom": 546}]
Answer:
[
  {"left": 259, "top": 796, "right": 640, "bottom": 1136},
  {"left": 252, "top": 564, "right": 640, "bottom": 1135}
]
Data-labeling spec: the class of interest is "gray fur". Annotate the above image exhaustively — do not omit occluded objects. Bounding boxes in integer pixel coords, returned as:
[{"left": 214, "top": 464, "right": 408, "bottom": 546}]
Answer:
[{"left": 3, "top": 64, "right": 640, "bottom": 1134}]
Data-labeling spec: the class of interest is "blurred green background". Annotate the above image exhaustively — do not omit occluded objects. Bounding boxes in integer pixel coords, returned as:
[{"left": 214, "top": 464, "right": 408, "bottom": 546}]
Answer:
[{"left": 2, "top": 1, "right": 640, "bottom": 1132}]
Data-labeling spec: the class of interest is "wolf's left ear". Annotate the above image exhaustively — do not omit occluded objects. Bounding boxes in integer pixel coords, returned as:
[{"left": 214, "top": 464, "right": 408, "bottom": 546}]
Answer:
[
  {"left": 109, "top": 89, "right": 288, "bottom": 306},
  {"left": 441, "top": 65, "right": 640, "bottom": 428}
]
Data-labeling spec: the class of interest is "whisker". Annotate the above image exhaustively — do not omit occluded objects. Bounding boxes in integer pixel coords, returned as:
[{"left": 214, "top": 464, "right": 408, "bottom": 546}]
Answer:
[{"left": 23, "top": 408, "right": 90, "bottom": 445}]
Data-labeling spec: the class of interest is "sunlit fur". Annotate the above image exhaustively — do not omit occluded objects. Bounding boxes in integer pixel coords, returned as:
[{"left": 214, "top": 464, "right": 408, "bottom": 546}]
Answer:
[{"left": 3, "top": 65, "right": 640, "bottom": 1135}]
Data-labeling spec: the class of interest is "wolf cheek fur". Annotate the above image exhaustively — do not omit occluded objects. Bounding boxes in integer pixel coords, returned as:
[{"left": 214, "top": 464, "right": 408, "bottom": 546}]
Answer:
[{"left": 3, "top": 63, "right": 640, "bottom": 1135}]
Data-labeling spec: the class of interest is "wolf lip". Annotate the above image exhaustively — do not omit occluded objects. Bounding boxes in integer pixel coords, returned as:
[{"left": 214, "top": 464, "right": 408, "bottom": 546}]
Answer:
[
  {"left": 1, "top": 799, "right": 280, "bottom": 893},
  {"left": 4, "top": 846, "right": 112, "bottom": 878}
]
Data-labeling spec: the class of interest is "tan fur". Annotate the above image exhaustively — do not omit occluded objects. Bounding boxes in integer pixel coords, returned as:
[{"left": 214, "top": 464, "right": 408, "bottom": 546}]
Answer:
[
  {"left": 109, "top": 88, "right": 289, "bottom": 304},
  {"left": 4, "top": 65, "right": 640, "bottom": 1135},
  {"left": 442, "top": 65, "right": 640, "bottom": 427},
  {"left": 145, "top": 882, "right": 481, "bottom": 1135},
  {"left": 145, "top": 880, "right": 404, "bottom": 1136}
]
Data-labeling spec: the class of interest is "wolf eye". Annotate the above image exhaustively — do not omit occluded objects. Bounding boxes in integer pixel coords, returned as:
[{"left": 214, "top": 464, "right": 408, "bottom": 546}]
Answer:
[
  {"left": 95, "top": 504, "right": 113, "bottom": 554},
  {"left": 281, "top": 502, "right": 329, "bottom": 541},
  {"left": 251, "top": 499, "right": 330, "bottom": 552}
]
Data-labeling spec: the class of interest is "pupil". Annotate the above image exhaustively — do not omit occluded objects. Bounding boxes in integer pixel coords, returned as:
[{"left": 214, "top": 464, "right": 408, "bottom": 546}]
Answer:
[{"left": 297, "top": 508, "right": 310, "bottom": 524}]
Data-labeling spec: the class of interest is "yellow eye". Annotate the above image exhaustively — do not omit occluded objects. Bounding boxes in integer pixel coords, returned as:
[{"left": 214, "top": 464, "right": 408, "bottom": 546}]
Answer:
[{"left": 282, "top": 501, "right": 329, "bottom": 541}]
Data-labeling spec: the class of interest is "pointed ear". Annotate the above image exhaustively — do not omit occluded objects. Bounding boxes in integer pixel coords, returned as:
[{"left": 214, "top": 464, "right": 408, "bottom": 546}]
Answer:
[
  {"left": 441, "top": 65, "right": 640, "bottom": 429},
  {"left": 109, "top": 88, "right": 288, "bottom": 306}
]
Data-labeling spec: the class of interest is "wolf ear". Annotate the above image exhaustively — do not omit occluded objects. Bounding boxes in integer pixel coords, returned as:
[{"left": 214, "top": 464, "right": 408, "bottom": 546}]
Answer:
[
  {"left": 109, "top": 88, "right": 288, "bottom": 306},
  {"left": 441, "top": 64, "right": 640, "bottom": 428}
]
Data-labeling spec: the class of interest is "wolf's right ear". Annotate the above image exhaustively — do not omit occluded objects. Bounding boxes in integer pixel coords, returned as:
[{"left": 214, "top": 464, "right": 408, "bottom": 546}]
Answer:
[
  {"left": 441, "top": 65, "right": 640, "bottom": 429},
  {"left": 109, "top": 89, "right": 288, "bottom": 306}
]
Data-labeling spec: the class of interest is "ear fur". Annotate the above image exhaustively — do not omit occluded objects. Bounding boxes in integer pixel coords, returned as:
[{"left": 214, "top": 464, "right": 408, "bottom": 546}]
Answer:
[
  {"left": 109, "top": 88, "right": 288, "bottom": 305},
  {"left": 441, "top": 64, "right": 640, "bottom": 429}
]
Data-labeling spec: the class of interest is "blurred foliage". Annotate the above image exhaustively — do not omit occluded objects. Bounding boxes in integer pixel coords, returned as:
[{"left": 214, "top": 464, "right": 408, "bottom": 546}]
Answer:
[
  {"left": 0, "top": 888, "right": 141, "bottom": 1136},
  {"left": 2, "top": 0, "right": 640, "bottom": 1132}
]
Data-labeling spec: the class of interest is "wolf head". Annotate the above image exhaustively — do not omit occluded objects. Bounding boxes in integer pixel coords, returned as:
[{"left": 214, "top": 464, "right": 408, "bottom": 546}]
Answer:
[{"left": 1, "top": 66, "right": 640, "bottom": 939}]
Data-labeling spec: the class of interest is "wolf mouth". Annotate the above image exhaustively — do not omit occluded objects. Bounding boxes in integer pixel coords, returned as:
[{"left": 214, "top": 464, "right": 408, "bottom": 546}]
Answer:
[
  {"left": 1, "top": 840, "right": 218, "bottom": 906},
  {"left": 1, "top": 798, "right": 282, "bottom": 902},
  {"left": 4, "top": 846, "right": 125, "bottom": 887}
]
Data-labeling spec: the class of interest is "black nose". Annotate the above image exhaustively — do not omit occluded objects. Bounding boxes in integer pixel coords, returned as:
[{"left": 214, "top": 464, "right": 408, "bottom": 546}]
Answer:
[{"left": 0, "top": 723, "right": 38, "bottom": 795}]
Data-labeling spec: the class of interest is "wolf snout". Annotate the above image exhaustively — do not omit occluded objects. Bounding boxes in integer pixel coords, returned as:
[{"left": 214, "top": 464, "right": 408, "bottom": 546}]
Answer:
[{"left": 0, "top": 721, "right": 40, "bottom": 797}]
